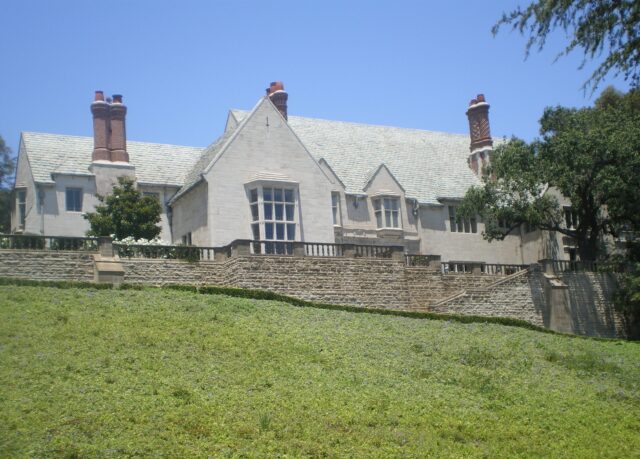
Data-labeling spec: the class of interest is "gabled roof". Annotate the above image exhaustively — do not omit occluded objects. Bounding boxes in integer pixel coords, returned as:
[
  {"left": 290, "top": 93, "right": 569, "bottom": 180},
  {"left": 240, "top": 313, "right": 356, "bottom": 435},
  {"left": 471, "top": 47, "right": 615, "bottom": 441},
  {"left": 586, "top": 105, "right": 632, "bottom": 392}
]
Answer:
[
  {"left": 21, "top": 132, "right": 203, "bottom": 187},
  {"left": 231, "top": 111, "right": 493, "bottom": 205}
]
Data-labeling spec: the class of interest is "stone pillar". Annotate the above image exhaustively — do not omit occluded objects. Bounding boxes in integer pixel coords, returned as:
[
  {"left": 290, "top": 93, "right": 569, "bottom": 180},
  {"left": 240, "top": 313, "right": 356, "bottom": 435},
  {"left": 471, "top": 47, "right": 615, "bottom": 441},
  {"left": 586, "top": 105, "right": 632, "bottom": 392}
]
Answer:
[
  {"left": 293, "top": 242, "right": 306, "bottom": 257},
  {"left": 544, "top": 274, "right": 572, "bottom": 333},
  {"left": 231, "top": 240, "right": 251, "bottom": 257},
  {"left": 98, "top": 236, "right": 114, "bottom": 257},
  {"left": 342, "top": 244, "right": 356, "bottom": 258},
  {"left": 390, "top": 246, "right": 405, "bottom": 261}
]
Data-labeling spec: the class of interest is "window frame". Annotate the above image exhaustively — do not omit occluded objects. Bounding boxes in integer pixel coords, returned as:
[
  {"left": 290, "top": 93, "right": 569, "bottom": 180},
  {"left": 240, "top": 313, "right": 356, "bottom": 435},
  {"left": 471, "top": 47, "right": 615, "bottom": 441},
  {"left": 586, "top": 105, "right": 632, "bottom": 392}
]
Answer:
[
  {"left": 247, "top": 183, "right": 299, "bottom": 254},
  {"left": 16, "top": 189, "right": 26, "bottom": 228},
  {"left": 448, "top": 205, "right": 477, "bottom": 234},
  {"left": 65, "top": 187, "right": 83, "bottom": 212},
  {"left": 331, "top": 192, "right": 342, "bottom": 226},
  {"left": 372, "top": 196, "right": 401, "bottom": 230}
]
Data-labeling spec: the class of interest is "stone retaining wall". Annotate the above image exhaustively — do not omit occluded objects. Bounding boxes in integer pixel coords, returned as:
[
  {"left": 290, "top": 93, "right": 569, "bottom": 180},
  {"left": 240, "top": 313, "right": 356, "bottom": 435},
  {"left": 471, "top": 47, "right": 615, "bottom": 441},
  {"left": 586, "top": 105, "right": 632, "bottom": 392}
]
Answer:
[
  {"left": 429, "top": 269, "right": 549, "bottom": 327},
  {"left": 0, "top": 250, "right": 627, "bottom": 337},
  {"left": 0, "top": 250, "right": 94, "bottom": 281}
]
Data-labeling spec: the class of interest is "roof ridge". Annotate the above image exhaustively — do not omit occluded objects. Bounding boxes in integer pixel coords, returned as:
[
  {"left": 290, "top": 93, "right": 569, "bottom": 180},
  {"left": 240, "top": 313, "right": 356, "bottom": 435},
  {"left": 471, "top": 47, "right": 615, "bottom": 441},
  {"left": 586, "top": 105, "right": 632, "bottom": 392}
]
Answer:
[{"left": 230, "top": 110, "right": 471, "bottom": 139}]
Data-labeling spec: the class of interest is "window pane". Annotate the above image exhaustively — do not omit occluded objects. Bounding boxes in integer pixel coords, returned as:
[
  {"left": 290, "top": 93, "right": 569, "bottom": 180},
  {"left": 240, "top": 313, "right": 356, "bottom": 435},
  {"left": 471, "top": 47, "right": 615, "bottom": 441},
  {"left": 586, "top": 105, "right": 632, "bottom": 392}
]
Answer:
[
  {"left": 373, "top": 199, "right": 381, "bottom": 211},
  {"left": 471, "top": 218, "right": 477, "bottom": 233},
  {"left": 285, "top": 204, "right": 294, "bottom": 221},
  {"left": 392, "top": 211, "right": 399, "bottom": 228},
  {"left": 385, "top": 210, "right": 392, "bottom": 227},
  {"left": 66, "top": 188, "right": 82, "bottom": 212},
  {"left": 463, "top": 218, "right": 470, "bottom": 233},
  {"left": 250, "top": 188, "right": 258, "bottom": 203},
  {"left": 287, "top": 223, "right": 296, "bottom": 240},
  {"left": 263, "top": 188, "right": 272, "bottom": 201},
  {"left": 376, "top": 212, "right": 383, "bottom": 228},
  {"left": 332, "top": 206, "right": 338, "bottom": 225},
  {"left": 265, "top": 223, "right": 274, "bottom": 240},
  {"left": 251, "top": 204, "right": 259, "bottom": 221},
  {"left": 284, "top": 189, "right": 294, "bottom": 203},
  {"left": 276, "top": 223, "right": 285, "bottom": 240},
  {"left": 391, "top": 199, "right": 399, "bottom": 210},
  {"left": 264, "top": 203, "right": 273, "bottom": 220},
  {"left": 274, "top": 188, "right": 283, "bottom": 202},
  {"left": 251, "top": 223, "right": 260, "bottom": 240},
  {"left": 275, "top": 203, "right": 283, "bottom": 220}
]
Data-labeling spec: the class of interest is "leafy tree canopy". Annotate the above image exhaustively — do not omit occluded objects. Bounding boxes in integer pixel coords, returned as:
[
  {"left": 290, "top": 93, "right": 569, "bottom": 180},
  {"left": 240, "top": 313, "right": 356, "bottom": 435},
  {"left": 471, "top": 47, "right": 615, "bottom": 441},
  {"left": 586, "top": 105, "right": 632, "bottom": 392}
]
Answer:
[
  {"left": 458, "top": 87, "right": 640, "bottom": 261},
  {"left": 0, "top": 135, "right": 14, "bottom": 233},
  {"left": 84, "top": 177, "right": 162, "bottom": 241},
  {"left": 494, "top": 0, "right": 640, "bottom": 90}
]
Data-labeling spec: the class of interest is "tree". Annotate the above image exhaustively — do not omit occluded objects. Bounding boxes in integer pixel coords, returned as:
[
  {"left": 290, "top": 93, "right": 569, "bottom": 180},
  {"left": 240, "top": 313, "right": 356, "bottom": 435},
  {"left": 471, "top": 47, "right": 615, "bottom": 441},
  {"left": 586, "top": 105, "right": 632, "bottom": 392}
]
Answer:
[
  {"left": 458, "top": 87, "right": 640, "bottom": 261},
  {"left": 0, "top": 135, "right": 15, "bottom": 233},
  {"left": 84, "top": 176, "right": 162, "bottom": 240},
  {"left": 494, "top": 0, "right": 640, "bottom": 90}
]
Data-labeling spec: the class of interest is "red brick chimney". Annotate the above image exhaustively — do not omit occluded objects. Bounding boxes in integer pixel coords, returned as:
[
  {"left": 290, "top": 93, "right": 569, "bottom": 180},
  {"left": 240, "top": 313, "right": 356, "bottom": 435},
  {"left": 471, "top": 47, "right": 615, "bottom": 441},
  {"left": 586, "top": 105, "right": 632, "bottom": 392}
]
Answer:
[
  {"left": 466, "top": 94, "right": 493, "bottom": 175},
  {"left": 466, "top": 94, "right": 493, "bottom": 152},
  {"left": 266, "top": 81, "right": 288, "bottom": 120},
  {"left": 91, "top": 91, "right": 111, "bottom": 161},
  {"left": 108, "top": 94, "right": 129, "bottom": 162}
]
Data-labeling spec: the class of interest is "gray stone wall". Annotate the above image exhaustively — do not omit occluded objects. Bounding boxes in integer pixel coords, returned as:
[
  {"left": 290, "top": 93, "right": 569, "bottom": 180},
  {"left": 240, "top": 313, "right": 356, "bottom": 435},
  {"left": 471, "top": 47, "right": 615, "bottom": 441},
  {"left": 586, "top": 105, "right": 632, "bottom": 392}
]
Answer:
[
  {"left": 429, "top": 269, "right": 549, "bottom": 327},
  {"left": 405, "top": 268, "right": 497, "bottom": 309},
  {"left": 0, "top": 250, "right": 94, "bottom": 281},
  {"left": 560, "top": 271, "right": 625, "bottom": 338},
  {"left": 0, "top": 250, "right": 627, "bottom": 338},
  {"left": 120, "top": 259, "right": 227, "bottom": 286},
  {"left": 223, "top": 256, "right": 410, "bottom": 309}
]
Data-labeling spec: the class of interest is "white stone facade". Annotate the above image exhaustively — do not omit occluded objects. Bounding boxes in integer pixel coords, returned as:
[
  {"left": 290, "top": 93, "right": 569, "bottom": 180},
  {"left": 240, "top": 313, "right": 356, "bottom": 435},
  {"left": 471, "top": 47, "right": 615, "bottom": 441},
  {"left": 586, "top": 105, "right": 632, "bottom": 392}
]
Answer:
[{"left": 11, "top": 85, "right": 574, "bottom": 264}]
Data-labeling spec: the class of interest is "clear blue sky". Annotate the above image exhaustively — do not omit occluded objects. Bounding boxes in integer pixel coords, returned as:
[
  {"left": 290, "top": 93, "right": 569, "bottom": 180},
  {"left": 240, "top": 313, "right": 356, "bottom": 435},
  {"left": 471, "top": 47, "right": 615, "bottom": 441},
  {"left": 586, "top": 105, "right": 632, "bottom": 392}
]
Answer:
[{"left": 0, "top": 0, "right": 632, "bottom": 159}]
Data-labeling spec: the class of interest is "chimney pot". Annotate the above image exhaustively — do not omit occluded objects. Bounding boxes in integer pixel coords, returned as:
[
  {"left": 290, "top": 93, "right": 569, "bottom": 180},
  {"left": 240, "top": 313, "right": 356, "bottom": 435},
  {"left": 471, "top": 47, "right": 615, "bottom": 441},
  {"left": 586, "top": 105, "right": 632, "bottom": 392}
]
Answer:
[
  {"left": 112, "top": 94, "right": 123, "bottom": 104},
  {"left": 476, "top": 94, "right": 485, "bottom": 103},
  {"left": 267, "top": 81, "right": 288, "bottom": 120},
  {"left": 94, "top": 90, "right": 105, "bottom": 102}
]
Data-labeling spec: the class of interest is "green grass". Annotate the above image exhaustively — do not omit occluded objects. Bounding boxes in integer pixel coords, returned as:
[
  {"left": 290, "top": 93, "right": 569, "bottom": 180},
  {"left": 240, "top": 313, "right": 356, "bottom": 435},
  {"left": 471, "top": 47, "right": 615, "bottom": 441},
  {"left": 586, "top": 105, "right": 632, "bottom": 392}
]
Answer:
[{"left": 1, "top": 285, "right": 639, "bottom": 458}]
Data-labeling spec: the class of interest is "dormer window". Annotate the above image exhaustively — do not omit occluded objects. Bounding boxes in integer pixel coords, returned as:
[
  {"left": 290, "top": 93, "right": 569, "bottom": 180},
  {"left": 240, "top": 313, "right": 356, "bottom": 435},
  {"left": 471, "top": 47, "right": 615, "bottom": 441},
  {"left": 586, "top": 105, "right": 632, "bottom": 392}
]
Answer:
[{"left": 373, "top": 197, "right": 400, "bottom": 229}]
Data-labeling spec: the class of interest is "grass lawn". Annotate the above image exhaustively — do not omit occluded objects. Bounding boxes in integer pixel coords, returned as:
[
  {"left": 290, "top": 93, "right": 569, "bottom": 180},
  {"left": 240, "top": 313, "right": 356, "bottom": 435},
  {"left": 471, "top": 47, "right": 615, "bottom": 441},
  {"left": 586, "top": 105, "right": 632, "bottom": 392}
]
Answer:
[{"left": 0, "top": 285, "right": 639, "bottom": 458}]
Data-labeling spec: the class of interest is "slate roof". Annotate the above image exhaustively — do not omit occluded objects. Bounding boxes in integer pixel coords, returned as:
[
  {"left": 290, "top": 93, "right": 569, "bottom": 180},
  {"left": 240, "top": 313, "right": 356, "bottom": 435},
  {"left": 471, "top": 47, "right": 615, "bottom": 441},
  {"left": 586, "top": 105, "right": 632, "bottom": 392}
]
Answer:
[
  {"left": 231, "top": 110, "right": 498, "bottom": 205},
  {"left": 21, "top": 108, "right": 498, "bottom": 205},
  {"left": 20, "top": 132, "right": 203, "bottom": 187}
]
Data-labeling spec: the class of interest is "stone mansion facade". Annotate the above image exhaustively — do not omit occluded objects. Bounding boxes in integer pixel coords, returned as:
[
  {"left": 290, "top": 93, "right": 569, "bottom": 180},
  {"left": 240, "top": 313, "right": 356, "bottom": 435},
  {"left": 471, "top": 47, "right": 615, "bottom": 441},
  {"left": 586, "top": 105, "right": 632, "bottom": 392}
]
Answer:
[{"left": 11, "top": 82, "right": 571, "bottom": 264}]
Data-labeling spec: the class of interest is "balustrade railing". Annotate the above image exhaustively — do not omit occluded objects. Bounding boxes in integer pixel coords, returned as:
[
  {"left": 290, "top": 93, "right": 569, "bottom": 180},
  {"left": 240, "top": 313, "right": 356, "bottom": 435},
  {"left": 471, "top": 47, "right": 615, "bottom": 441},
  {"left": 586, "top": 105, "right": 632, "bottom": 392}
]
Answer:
[
  {"left": 440, "top": 261, "right": 528, "bottom": 275},
  {"left": 113, "top": 244, "right": 219, "bottom": 261},
  {"left": 553, "top": 259, "right": 598, "bottom": 272},
  {"left": 0, "top": 234, "right": 98, "bottom": 251},
  {"left": 304, "top": 242, "right": 343, "bottom": 257},
  {"left": 354, "top": 244, "right": 395, "bottom": 258}
]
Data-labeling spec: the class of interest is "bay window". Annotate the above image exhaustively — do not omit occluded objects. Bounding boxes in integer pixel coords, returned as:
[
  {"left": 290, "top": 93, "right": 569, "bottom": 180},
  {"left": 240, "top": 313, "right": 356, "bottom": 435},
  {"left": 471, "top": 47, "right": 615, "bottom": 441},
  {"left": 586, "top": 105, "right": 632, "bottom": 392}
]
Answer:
[{"left": 248, "top": 185, "right": 297, "bottom": 254}]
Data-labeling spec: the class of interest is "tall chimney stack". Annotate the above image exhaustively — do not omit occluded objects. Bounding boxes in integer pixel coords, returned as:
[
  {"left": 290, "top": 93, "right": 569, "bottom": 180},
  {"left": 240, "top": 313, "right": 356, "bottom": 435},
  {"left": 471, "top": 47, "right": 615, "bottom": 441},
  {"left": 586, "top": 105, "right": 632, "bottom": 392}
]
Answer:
[
  {"left": 266, "top": 81, "right": 288, "bottom": 120},
  {"left": 466, "top": 94, "right": 493, "bottom": 152},
  {"left": 109, "top": 94, "right": 129, "bottom": 162},
  {"left": 91, "top": 91, "right": 111, "bottom": 161},
  {"left": 466, "top": 94, "right": 493, "bottom": 175}
]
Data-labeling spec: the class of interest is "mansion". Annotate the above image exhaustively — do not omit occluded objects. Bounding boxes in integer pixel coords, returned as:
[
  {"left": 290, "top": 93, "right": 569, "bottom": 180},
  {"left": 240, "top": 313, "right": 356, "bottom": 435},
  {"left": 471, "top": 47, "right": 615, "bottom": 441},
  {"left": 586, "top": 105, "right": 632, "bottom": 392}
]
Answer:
[{"left": 11, "top": 82, "right": 570, "bottom": 264}]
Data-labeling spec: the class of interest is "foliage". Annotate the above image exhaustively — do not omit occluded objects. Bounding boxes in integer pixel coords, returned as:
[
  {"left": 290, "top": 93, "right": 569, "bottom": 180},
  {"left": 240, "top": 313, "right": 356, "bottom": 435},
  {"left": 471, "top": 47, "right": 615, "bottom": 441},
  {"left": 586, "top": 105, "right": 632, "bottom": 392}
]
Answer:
[
  {"left": 84, "top": 177, "right": 162, "bottom": 240},
  {"left": 0, "top": 136, "right": 14, "bottom": 233},
  {"left": 1, "top": 285, "right": 638, "bottom": 456},
  {"left": 459, "top": 88, "right": 640, "bottom": 261},
  {"left": 494, "top": 0, "right": 640, "bottom": 90}
]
